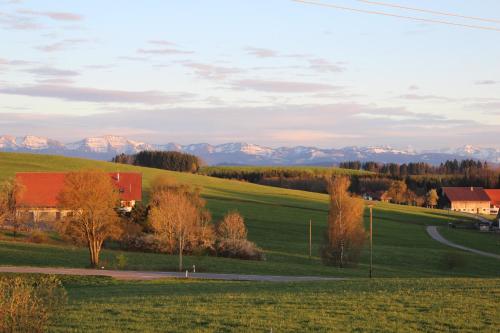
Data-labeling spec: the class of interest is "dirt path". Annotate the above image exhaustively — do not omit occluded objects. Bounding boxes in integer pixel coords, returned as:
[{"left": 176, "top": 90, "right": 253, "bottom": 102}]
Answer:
[
  {"left": 426, "top": 226, "right": 500, "bottom": 260},
  {"left": 0, "top": 266, "right": 344, "bottom": 282}
]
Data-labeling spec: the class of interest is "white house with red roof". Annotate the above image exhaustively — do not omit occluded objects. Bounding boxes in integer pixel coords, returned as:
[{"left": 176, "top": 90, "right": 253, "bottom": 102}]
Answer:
[{"left": 15, "top": 172, "right": 142, "bottom": 223}]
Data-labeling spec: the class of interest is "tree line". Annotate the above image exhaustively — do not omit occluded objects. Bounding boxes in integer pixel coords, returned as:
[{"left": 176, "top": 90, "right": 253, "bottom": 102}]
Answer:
[
  {"left": 339, "top": 159, "right": 493, "bottom": 177},
  {"left": 112, "top": 151, "right": 203, "bottom": 173}
]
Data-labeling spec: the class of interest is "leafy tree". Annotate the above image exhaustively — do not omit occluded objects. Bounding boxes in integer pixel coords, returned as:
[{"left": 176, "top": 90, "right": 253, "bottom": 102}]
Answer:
[
  {"left": 57, "top": 170, "right": 122, "bottom": 267},
  {"left": 321, "top": 176, "right": 365, "bottom": 267},
  {"left": 425, "top": 189, "right": 439, "bottom": 208},
  {"left": 387, "top": 180, "right": 408, "bottom": 204}
]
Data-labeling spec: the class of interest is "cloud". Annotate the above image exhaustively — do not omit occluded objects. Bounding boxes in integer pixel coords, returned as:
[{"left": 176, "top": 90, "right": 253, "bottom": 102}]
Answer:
[
  {"left": 0, "top": 103, "right": 497, "bottom": 149},
  {"left": 0, "top": 11, "right": 42, "bottom": 30},
  {"left": 233, "top": 79, "right": 341, "bottom": 93},
  {"left": 117, "top": 56, "right": 150, "bottom": 62},
  {"left": 148, "top": 40, "right": 176, "bottom": 46},
  {"left": 0, "top": 84, "right": 196, "bottom": 105},
  {"left": 245, "top": 47, "right": 279, "bottom": 58},
  {"left": 468, "top": 102, "right": 500, "bottom": 112},
  {"left": 408, "top": 85, "right": 419, "bottom": 90},
  {"left": 398, "top": 94, "right": 452, "bottom": 102},
  {"left": 25, "top": 66, "right": 79, "bottom": 77},
  {"left": 137, "top": 48, "right": 193, "bottom": 55},
  {"left": 0, "top": 100, "right": 496, "bottom": 150},
  {"left": 182, "top": 62, "right": 243, "bottom": 80},
  {"left": 36, "top": 39, "right": 87, "bottom": 52},
  {"left": 308, "top": 58, "right": 345, "bottom": 73},
  {"left": 17, "top": 9, "right": 83, "bottom": 21},
  {"left": 475, "top": 80, "right": 497, "bottom": 85}
]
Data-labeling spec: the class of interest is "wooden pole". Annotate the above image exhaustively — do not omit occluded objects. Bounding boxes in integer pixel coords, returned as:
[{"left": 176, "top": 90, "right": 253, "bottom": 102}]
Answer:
[
  {"left": 369, "top": 206, "right": 373, "bottom": 279},
  {"left": 309, "top": 219, "right": 312, "bottom": 258}
]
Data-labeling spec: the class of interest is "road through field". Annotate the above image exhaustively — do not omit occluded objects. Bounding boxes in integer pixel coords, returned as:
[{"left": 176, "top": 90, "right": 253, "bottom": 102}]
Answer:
[
  {"left": 0, "top": 266, "right": 344, "bottom": 282},
  {"left": 426, "top": 226, "right": 500, "bottom": 260}
]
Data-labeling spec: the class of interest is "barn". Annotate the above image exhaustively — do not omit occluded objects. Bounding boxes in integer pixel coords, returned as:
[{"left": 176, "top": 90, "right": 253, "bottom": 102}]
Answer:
[
  {"left": 15, "top": 172, "right": 142, "bottom": 223},
  {"left": 440, "top": 187, "right": 491, "bottom": 214}
]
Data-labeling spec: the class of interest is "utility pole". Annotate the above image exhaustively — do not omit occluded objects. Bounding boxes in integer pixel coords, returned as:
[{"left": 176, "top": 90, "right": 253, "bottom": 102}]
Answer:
[
  {"left": 369, "top": 205, "right": 373, "bottom": 278},
  {"left": 309, "top": 219, "right": 312, "bottom": 258}
]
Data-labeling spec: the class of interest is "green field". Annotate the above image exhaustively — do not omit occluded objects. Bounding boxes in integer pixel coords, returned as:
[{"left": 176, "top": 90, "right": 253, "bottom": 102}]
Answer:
[
  {"left": 439, "top": 227, "right": 500, "bottom": 256},
  {"left": 36, "top": 276, "right": 496, "bottom": 332},
  {"left": 1, "top": 152, "right": 499, "bottom": 332},
  {"left": 0, "top": 152, "right": 498, "bottom": 277}
]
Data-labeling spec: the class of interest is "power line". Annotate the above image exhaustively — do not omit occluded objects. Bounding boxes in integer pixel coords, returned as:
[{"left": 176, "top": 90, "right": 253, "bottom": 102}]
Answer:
[
  {"left": 292, "top": 0, "right": 500, "bottom": 32},
  {"left": 355, "top": 0, "right": 500, "bottom": 24}
]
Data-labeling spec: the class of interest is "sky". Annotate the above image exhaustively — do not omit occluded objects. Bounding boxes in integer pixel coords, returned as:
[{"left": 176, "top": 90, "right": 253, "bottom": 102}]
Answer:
[{"left": 1, "top": 0, "right": 500, "bottom": 149}]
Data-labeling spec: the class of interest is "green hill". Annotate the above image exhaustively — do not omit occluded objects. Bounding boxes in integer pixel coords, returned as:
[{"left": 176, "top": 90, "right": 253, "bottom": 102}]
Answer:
[{"left": 0, "top": 152, "right": 498, "bottom": 277}]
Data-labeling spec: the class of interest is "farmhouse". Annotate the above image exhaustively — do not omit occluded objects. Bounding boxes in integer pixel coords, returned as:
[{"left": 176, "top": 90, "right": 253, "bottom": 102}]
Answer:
[
  {"left": 15, "top": 172, "right": 142, "bottom": 223},
  {"left": 440, "top": 187, "right": 491, "bottom": 214},
  {"left": 484, "top": 189, "right": 500, "bottom": 215}
]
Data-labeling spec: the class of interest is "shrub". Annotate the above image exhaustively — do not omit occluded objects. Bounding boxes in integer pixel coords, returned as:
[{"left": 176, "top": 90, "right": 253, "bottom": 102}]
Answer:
[
  {"left": 216, "top": 239, "right": 265, "bottom": 261},
  {"left": 27, "top": 230, "right": 49, "bottom": 244},
  {"left": 122, "top": 233, "right": 164, "bottom": 253},
  {"left": 216, "top": 211, "right": 247, "bottom": 240},
  {"left": 0, "top": 275, "right": 67, "bottom": 333}
]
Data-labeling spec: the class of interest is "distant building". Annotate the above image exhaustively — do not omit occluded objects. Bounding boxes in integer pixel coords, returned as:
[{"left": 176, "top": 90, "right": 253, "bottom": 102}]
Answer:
[
  {"left": 484, "top": 189, "right": 500, "bottom": 215},
  {"left": 440, "top": 187, "right": 491, "bottom": 214},
  {"left": 15, "top": 172, "right": 142, "bottom": 223}
]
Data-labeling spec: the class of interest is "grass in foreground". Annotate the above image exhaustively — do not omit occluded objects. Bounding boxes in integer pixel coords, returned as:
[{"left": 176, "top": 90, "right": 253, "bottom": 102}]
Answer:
[{"left": 26, "top": 275, "right": 496, "bottom": 332}]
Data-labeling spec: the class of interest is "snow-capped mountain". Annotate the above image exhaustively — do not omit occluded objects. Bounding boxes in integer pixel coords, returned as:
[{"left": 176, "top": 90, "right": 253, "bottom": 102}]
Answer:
[
  {"left": 0, "top": 135, "right": 64, "bottom": 151},
  {"left": 66, "top": 135, "right": 155, "bottom": 154},
  {"left": 431, "top": 145, "right": 500, "bottom": 164},
  {"left": 1, "top": 134, "right": 499, "bottom": 165}
]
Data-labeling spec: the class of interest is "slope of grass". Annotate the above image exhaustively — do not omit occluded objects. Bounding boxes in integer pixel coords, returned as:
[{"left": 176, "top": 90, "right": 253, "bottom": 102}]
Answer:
[
  {"left": 439, "top": 227, "right": 500, "bottom": 256},
  {"left": 0, "top": 152, "right": 498, "bottom": 278},
  {"left": 31, "top": 276, "right": 496, "bottom": 332}
]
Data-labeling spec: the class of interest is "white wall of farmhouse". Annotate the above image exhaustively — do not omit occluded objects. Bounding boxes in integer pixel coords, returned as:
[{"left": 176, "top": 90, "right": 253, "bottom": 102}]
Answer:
[{"left": 450, "top": 201, "right": 490, "bottom": 214}]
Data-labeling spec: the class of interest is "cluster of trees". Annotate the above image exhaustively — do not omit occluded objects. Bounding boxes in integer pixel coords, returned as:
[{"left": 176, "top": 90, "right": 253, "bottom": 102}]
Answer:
[
  {"left": 340, "top": 159, "right": 495, "bottom": 177},
  {"left": 112, "top": 151, "right": 203, "bottom": 173},
  {"left": 0, "top": 170, "right": 263, "bottom": 269}
]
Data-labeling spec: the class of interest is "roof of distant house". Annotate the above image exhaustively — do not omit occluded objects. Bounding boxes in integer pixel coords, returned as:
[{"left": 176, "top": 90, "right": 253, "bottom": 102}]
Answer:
[
  {"left": 484, "top": 189, "right": 500, "bottom": 207},
  {"left": 442, "top": 187, "right": 490, "bottom": 202},
  {"left": 15, "top": 172, "right": 142, "bottom": 208}
]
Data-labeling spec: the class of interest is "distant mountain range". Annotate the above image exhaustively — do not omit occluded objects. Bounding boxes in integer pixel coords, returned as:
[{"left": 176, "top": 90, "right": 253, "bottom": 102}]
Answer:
[{"left": 1, "top": 135, "right": 500, "bottom": 166}]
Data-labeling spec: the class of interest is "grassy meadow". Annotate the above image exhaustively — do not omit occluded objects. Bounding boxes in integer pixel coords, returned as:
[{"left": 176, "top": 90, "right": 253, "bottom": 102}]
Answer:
[
  {"left": 0, "top": 152, "right": 499, "bottom": 277},
  {"left": 11, "top": 275, "right": 496, "bottom": 332},
  {"left": 1, "top": 152, "right": 499, "bottom": 332}
]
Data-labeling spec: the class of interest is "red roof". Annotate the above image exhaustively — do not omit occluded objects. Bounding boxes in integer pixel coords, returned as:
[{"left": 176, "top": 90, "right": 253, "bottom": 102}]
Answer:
[
  {"left": 442, "top": 187, "right": 490, "bottom": 202},
  {"left": 16, "top": 172, "right": 142, "bottom": 208},
  {"left": 484, "top": 189, "right": 500, "bottom": 207}
]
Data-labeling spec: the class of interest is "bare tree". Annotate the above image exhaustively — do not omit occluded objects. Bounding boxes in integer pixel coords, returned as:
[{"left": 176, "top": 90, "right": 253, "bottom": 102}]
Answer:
[
  {"left": 0, "top": 178, "right": 24, "bottom": 235},
  {"left": 149, "top": 191, "right": 199, "bottom": 271},
  {"left": 322, "top": 176, "right": 366, "bottom": 267},
  {"left": 57, "top": 170, "right": 122, "bottom": 267},
  {"left": 148, "top": 176, "right": 213, "bottom": 271}
]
